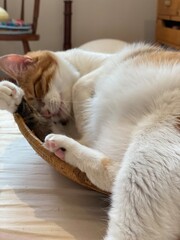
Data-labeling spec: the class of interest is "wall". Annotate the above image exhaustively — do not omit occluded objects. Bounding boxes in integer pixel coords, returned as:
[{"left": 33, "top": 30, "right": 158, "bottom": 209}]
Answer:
[{"left": 0, "top": 0, "right": 157, "bottom": 55}]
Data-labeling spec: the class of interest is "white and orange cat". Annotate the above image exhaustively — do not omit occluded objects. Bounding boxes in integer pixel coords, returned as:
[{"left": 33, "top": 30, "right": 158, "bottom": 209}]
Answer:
[{"left": 0, "top": 42, "right": 180, "bottom": 240}]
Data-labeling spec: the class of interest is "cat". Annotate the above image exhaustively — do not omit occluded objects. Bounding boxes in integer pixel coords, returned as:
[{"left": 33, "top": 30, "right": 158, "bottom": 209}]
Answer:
[{"left": 0, "top": 42, "right": 180, "bottom": 240}]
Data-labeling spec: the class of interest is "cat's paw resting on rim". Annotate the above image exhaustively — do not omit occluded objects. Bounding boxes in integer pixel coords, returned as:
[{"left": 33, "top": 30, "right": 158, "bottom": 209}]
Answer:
[{"left": 44, "top": 133, "right": 76, "bottom": 161}]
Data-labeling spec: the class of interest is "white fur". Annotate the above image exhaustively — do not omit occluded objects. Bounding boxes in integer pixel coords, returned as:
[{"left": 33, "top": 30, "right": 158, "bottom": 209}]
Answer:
[
  {"left": 0, "top": 80, "right": 24, "bottom": 113},
  {"left": 0, "top": 42, "right": 180, "bottom": 240}
]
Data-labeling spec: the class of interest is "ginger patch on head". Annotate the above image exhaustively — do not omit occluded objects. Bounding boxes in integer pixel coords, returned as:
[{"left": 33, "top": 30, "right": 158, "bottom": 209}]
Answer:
[{"left": 24, "top": 51, "right": 58, "bottom": 101}]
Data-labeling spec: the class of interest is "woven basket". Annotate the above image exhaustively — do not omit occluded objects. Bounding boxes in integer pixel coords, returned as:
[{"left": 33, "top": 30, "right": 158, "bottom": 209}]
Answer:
[{"left": 13, "top": 113, "right": 109, "bottom": 195}]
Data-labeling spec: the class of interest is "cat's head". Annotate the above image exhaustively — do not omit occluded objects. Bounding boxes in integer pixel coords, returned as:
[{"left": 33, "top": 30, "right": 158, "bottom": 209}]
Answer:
[{"left": 0, "top": 50, "right": 79, "bottom": 121}]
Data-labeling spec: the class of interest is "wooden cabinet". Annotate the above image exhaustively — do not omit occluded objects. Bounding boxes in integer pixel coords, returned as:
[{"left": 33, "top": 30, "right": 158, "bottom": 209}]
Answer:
[{"left": 156, "top": 0, "right": 180, "bottom": 49}]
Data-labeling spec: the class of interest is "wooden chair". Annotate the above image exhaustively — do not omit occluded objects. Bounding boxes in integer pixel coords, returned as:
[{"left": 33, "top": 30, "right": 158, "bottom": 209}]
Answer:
[{"left": 0, "top": 0, "right": 40, "bottom": 53}]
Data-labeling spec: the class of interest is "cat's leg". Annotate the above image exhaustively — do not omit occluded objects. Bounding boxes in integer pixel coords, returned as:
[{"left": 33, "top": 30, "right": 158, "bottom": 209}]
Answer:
[
  {"left": 44, "top": 133, "right": 116, "bottom": 192},
  {"left": 105, "top": 121, "right": 180, "bottom": 240},
  {"left": 0, "top": 80, "right": 24, "bottom": 113}
]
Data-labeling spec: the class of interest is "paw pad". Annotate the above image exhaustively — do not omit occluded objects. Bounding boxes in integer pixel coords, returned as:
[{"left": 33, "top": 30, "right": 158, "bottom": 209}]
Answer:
[{"left": 55, "top": 149, "right": 65, "bottom": 160}]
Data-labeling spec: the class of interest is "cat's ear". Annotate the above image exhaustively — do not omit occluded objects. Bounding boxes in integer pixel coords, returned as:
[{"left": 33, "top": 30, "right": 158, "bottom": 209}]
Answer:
[{"left": 0, "top": 54, "right": 34, "bottom": 80}]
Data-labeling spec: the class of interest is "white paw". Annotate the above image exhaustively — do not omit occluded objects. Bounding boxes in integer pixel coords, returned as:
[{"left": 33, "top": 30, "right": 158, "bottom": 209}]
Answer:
[
  {"left": 0, "top": 80, "right": 24, "bottom": 113},
  {"left": 44, "top": 133, "right": 75, "bottom": 161}
]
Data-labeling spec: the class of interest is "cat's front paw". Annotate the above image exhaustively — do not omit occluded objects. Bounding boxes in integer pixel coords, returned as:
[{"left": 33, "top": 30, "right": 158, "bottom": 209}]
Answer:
[
  {"left": 0, "top": 80, "right": 24, "bottom": 113},
  {"left": 44, "top": 133, "right": 75, "bottom": 161}
]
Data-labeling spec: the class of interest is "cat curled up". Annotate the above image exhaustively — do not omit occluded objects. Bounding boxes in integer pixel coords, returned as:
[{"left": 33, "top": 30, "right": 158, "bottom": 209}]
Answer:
[{"left": 0, "top": 43, "right": 180, "bottom": 240}]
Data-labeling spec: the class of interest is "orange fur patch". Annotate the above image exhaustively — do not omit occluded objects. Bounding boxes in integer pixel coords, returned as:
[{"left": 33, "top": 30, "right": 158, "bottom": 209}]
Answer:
[
  {"left": 102, "top": 158, "right": 111, "bottom": 169},
  {"left": 20, "top": 51, "right": 58, "bottom": 101},
  {"left": 126, "top": 47, "right": 180, "bottom": 66}
]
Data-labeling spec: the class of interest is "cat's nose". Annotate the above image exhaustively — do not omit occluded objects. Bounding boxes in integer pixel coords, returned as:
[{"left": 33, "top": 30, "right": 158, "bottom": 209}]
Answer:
[{"left": 41, "top": 109, "right": 52, "bottom": 118}]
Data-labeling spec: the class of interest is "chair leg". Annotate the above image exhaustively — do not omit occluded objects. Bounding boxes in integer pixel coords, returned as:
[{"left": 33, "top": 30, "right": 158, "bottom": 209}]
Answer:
[{"left": 22, "top": 41, "right": 31, "bottom": 53}]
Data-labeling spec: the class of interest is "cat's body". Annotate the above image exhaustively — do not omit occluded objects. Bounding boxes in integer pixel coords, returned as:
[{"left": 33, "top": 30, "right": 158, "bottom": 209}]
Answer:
[{"left": 0, "top": 43, "right": 180, "bottom": 240}]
